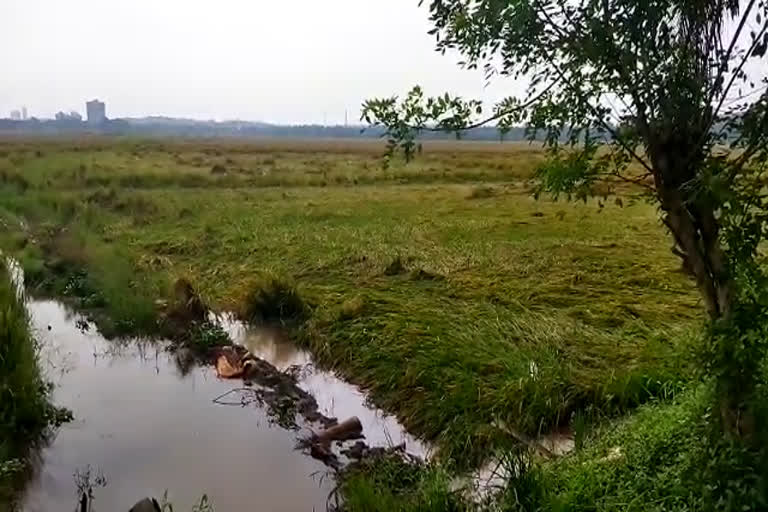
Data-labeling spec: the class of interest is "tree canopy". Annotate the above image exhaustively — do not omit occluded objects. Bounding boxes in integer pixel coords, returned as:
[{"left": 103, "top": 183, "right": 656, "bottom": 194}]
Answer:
[{"left": 363, "top": 0, "right": 768, "bottom": 437}]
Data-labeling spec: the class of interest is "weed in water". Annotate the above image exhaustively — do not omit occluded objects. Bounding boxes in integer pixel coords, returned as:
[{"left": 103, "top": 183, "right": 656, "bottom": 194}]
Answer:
[{"left": 187, "top": 321, "right": 230, "bottom": 351}]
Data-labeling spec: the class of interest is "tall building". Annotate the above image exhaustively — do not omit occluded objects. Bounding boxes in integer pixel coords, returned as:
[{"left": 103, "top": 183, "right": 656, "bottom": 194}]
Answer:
[
  {"left": 21, "top": 107, "right": 28, "bottom": 120},
  {"left": 86, "top": 99, "right": 106, "bottom": 125},
  {"left": 10, "top": 110, "right": 21, "bottom": 120}
]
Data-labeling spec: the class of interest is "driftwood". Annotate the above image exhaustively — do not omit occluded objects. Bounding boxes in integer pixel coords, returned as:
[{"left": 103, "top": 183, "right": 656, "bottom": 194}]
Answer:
[{"left": 315, "top": 416, "right": 363, "bottom": 445}]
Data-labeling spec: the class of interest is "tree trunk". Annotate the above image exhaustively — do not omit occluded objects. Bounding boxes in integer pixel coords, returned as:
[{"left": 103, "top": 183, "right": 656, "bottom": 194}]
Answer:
[
  {"left": 648, "top": 144, "right": 754, "bottom": 437},
  {"left": 648, "top": 144, "right": 734, "bottom": 321}
]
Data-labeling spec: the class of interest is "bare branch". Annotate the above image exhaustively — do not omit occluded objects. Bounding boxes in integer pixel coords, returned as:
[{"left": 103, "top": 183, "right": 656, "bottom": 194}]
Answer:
[
  {"left": 707, "top": 0, "right": 759, "bottom": 112},
  {"left": 711, "top": 19, "right": 768, "bottom": 123}
]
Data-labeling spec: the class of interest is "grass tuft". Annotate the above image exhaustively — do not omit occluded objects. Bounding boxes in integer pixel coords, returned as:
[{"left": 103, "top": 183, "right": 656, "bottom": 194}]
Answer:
[
  {"left": 0, "top": 263, "right": 63, "bottom": 505},
  {"left": 239, "top": 273, "right": 308, "bottom": 323},
  {"left": 339, "top": 296, "right": 367, "bottom": 320}
]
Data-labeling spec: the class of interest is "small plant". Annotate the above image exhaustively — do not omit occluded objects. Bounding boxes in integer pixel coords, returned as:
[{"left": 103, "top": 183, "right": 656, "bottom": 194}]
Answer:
[
  {"left": 187, "top": 321, "right": 230, "bottom": 350},
  {"left": 210, "top": 164, "right": 226, "bottom": 175}
]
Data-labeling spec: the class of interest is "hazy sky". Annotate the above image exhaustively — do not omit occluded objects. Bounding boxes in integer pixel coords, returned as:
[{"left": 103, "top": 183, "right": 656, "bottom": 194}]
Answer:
[{"left": 1, "top": 0, "right": 519, "bottom": 124}]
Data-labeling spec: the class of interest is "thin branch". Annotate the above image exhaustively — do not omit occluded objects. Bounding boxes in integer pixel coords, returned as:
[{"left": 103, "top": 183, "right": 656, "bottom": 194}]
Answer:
[
  {"left": 417, "top": 79, "right": 561, "bottom": 132},
  {"left": 707, "top": 0, "right": 759, "bottom": 114},
  {"left": 607, "top": 171, "right": 655, "bottom": 191},
  {"left": 531, "top": 0, "right": 654, "bottom": 174},
  {"left": 710, "top": 19, "right": 768, "bottom": 124}
]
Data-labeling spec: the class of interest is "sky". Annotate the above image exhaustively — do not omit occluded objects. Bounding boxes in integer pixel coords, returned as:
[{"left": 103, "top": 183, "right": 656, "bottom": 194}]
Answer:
[{"left": 0, "top": 0, "right": 520, "bottom": 124}]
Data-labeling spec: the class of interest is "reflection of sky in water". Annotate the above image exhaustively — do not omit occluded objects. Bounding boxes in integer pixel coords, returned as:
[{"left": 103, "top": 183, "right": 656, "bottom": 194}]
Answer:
[
  {"left": 23, "top": 304, "right": 428, "bottom": 512},
  {"left": 23, "top": 301, "right": 332, "bottom": 512},
  {"left": 223, "top": 316, "right": 429, "bottom": 457}
]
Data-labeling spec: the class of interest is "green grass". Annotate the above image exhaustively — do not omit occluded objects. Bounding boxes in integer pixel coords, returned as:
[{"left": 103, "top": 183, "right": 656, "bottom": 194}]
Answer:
[
  {"left": 0, "top": 264, "right": 57, "bottom": 506},
  {"left": 0, "top": 137, "right": 707, "bottom": 499},
  {"left": 341, "top": 383, "right": 768, "bottom": 512}
]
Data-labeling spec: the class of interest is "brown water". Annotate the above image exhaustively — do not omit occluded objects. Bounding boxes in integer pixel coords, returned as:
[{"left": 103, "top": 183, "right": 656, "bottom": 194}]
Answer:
[{"left": 21, "top": 301, "right": 426, "bottom": 512}]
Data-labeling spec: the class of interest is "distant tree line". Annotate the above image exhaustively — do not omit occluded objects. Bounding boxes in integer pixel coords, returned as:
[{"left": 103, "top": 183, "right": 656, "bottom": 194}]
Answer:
[{"left": 0, "top": 117, "right": 531, "bottom": 141}]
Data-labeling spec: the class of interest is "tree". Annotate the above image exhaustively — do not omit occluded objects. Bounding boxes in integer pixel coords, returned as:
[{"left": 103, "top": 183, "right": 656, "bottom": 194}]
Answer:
[{"left": 362, "top": 0, "right": 768, "bottom": 437}]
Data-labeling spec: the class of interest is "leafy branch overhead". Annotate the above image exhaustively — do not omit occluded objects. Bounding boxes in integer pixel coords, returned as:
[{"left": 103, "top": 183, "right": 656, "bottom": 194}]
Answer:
[
  {"left": 363, "top": 0, "right": 768, "bottom": 440},
  {"left": 363, "top": 0, "right": 768, "bottom": 314}
]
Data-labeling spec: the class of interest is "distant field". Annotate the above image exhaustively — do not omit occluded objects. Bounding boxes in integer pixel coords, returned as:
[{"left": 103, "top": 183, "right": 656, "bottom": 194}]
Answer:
[{"left": 0, "top": 136, "right": 701, "bottom": 465}]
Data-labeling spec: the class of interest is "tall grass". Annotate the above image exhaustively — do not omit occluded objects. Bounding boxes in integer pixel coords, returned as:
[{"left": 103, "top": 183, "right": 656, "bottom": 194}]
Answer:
[{"left": 0, "top": 263, "right": 52, "bottom": 504}]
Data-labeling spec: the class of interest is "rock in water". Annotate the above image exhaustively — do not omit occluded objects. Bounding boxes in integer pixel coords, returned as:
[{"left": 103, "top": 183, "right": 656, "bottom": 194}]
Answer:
[{"left": 129, "top": 497, "right": 161, "bottom": 512}]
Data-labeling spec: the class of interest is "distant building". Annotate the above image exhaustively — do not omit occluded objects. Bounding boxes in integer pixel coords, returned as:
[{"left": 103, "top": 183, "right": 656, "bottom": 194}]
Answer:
[
  {"left": 86, "top": 99, "right": 106, "bottom": 125},
  {"left": 10, "top": 110, "right": 21, "bottom": 120},
  {"left": 21, "top": 107, "right": 28, "bottom": 120}
]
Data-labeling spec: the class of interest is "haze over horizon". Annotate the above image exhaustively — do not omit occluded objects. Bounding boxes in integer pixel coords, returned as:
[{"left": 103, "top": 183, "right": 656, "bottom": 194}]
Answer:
[{"left": 1, "top": 0, "right": 522, "bottom": 125}]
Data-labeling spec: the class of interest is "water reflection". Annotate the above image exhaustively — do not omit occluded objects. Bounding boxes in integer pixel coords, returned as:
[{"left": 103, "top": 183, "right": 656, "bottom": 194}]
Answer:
[
  {"left": 23, "top": 301, "right": 333, "bottom": 512},
  {"left": 221, "top": 316, "right": 429, "bottom": 457}
]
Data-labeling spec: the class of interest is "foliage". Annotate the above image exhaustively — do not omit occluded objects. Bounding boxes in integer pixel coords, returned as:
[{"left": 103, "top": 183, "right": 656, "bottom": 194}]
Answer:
[
  {"left": 239, "top": 273, "right": 308, "bottom": 324},
  {"left": 0, "top": 263, "right": 62, "bottom": 506},
  {"left": 362, "top": 0, "right": 768, "bottom": 438},
  {"left": 336, "top": 454, "right": 464, "bottom": 512},
  {"left": 186, "top": 321, "right": 230, "bottom": 351}
]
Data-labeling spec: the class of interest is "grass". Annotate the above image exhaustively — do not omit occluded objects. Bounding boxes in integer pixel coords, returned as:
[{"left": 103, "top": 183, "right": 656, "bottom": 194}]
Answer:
[
  {"left": 0, "top": 136, "right": 709, "bottom": 505},
  {"left": 341, "top": 383, "right": 768, "bottom": 512},
  {"left": 0, "top": 263, "right": 60, "bottom": 507},
  {"left": 238, "top": 272, "right": 309, "bottom": 323}
]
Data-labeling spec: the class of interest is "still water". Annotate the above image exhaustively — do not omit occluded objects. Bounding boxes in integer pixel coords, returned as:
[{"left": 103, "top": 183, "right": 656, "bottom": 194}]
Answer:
[{"left": 21, "top": 301, "right": 425, "bottom": 512}]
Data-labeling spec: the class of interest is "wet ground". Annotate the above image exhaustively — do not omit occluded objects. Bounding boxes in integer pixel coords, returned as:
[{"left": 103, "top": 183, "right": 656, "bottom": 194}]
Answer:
[{"left": 21, "top": 301, "right": 425, "bottom": 512}]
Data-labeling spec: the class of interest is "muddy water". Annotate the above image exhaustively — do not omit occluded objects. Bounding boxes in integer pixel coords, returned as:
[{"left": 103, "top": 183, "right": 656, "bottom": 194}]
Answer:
[
  {"left": 220, "top": 317, "right": 428, "bottom": 455},
  {"left": 21, "top": 301, "right": 425, "bottom": 511}
]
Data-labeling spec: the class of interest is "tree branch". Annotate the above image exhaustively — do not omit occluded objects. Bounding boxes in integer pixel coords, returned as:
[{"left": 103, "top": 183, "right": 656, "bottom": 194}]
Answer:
[
  {"left": 530, "top": 0, "right": 654, "bottom": 174},
  {"left": 419, "top": 79, "right": 560, "bottom": 132},
  {"left": 707, "top": 0, "right": 759, "bottom": 115},
  {"left": 710, "top": 19, "right": 768, "bottom": 126}
]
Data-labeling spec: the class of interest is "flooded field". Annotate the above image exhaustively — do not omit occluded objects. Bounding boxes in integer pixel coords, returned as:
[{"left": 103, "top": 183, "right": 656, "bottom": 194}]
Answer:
[{"left": 21, "top": 300, "right": 425, "bottom": 511}]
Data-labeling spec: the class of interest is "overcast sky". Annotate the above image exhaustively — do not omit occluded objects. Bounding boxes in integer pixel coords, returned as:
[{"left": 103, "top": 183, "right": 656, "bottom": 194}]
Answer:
[{"left": 0, "top": 0, "right": 520, "bottom": 124}]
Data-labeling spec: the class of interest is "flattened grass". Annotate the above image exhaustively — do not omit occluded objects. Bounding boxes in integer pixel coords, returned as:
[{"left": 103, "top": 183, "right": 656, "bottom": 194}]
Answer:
[{"left": 0, "top": 137, "right": 703, "bottom": 466}]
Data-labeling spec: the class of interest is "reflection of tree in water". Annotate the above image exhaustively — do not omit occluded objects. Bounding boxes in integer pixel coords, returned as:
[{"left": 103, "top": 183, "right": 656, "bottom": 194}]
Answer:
[{"left": 242, "top": 327, "right": 307, "bottom": 369}]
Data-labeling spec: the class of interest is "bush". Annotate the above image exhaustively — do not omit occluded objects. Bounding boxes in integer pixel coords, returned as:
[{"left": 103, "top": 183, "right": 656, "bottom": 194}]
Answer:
[{"left": 240, "top": 273, "right": 308, "bottom": 323}]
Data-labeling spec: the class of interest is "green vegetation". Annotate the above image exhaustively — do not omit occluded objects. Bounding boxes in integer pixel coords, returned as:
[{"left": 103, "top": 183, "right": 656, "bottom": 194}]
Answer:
[
  {"left": 0, "top": 263, "right": 64, "bottom": 506},
  {"left": 239, "top": 272, "right": 309, "bottom": 323},
  {"left": 342, "top": 384, "right": 768, "bottom": 512},
  {"left": 0, "top": 137, "right": 726, "bottom": 509}
]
